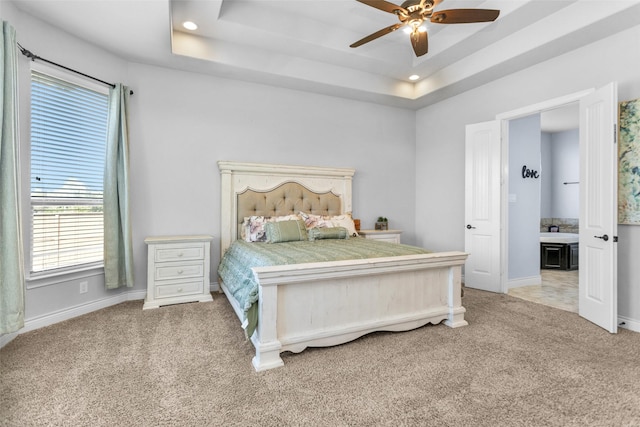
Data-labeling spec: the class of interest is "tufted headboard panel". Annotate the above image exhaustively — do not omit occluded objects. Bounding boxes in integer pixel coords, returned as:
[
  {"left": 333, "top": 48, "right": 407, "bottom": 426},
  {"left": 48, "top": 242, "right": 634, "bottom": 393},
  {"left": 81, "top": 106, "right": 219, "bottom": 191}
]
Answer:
[
  {"left": 218, "top": 161, "right": 355, "bottom": 255},
  {"left": 236, "top": 182, "right": 341, "bottom": 238}
]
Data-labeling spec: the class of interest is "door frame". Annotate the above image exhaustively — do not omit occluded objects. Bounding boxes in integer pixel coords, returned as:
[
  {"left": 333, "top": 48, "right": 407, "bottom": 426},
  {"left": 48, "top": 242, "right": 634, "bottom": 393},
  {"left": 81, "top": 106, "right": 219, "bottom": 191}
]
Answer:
[{"left": 495, "top": 89, "right": 594, "bottom": 293}]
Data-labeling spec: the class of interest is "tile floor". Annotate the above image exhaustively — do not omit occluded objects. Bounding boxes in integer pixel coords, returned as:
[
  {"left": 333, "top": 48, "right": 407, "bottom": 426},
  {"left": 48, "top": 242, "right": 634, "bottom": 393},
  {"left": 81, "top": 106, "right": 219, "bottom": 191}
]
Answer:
[{"left": 508, "top": 269, "right": 578, "bottom": 313}]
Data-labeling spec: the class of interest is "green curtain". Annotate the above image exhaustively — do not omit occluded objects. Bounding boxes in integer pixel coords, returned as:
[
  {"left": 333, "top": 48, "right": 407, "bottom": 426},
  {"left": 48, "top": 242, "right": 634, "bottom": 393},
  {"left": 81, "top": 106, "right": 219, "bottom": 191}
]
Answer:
[
  {"left": 104, "top": 84, "right": 134, "bottom": 289},
  {"left": 0, "top": 21, "right": 25, "bottom": 334}
]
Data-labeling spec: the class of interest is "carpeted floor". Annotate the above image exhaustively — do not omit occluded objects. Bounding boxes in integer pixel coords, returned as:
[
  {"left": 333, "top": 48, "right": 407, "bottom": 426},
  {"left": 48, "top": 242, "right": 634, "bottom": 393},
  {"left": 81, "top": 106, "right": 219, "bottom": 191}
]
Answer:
[{"left": 2, "top": 288, "right": 639, "bottom": 427}]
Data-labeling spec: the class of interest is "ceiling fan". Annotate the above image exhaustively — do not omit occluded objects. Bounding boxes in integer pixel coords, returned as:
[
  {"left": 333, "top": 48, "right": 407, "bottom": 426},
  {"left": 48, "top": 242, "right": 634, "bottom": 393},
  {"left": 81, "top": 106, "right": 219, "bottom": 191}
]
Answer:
[{"left": 350, "top": 0, "right": 500, "bottom": 57}]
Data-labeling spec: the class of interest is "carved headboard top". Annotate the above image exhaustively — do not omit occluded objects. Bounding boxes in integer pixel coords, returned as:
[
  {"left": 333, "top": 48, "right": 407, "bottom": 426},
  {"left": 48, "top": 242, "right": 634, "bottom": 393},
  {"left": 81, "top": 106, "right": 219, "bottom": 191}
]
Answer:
[{"left": 218, "top": 161, "right": 355, "bottom": 255}]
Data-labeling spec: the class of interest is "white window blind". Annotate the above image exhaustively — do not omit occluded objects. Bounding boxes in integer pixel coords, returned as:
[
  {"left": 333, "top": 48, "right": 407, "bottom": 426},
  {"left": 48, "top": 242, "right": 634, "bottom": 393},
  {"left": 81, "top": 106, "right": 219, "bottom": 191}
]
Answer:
[{"left": 30, "top": 70, "right": 108, "bottom": 273}]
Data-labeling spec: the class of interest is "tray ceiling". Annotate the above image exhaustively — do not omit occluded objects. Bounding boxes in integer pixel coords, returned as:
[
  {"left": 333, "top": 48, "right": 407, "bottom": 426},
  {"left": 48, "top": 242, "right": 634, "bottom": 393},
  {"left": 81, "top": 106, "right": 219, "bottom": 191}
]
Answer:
[{"left": 11, "top": 0, "right": 640, "bottom": 109}]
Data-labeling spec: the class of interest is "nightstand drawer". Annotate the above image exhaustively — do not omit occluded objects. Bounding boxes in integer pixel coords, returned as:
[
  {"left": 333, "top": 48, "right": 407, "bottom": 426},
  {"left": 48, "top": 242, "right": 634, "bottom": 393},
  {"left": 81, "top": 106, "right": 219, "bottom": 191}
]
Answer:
[
  {"left": 144, "top": 235, "right": 213, "bottom": 310},
  {"left": 154, "top": 261, "right": 204, "bottom": 281},
  {"left": 155, "top": 278, "right": 204, "bottom": 299},
  {"left": 154, "top": 245, "right": 204, "bottom": 262},
  {"left": 358, "top": 229, "right": 402, "bottom": 244}
]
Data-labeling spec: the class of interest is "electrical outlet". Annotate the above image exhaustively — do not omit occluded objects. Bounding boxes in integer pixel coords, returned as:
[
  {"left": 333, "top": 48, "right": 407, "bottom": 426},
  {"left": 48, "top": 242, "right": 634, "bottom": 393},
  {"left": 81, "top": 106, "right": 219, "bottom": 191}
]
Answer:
[{"left": 79, "top": 281, "right": 88, "bottom": 294}]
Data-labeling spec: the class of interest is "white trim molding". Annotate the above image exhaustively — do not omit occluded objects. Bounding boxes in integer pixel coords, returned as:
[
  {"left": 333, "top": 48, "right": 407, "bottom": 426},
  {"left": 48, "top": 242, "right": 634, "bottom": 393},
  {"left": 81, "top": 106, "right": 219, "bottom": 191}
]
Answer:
[
  {"left": 507, "top": 275, "right": 542, "bottom": 289},
  {"left": 1, "top": 290, "right": 145, "bottom": 349},
  {"left": 618, "top": 315, "right": 640, "bottom": 333}
]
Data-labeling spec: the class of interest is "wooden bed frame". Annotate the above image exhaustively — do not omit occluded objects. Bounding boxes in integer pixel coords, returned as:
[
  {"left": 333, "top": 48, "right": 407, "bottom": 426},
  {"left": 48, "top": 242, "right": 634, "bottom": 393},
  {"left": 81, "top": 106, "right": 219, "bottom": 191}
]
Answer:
[{"left": 218, "top": 161, "right": 468, "bottom": 371}]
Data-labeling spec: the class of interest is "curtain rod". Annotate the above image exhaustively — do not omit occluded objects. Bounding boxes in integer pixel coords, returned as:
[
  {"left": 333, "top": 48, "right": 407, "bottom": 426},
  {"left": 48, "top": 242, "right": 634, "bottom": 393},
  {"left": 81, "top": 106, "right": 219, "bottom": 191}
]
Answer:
[{"left": 17, "top": 43, "right": 134, "bottom": 95}]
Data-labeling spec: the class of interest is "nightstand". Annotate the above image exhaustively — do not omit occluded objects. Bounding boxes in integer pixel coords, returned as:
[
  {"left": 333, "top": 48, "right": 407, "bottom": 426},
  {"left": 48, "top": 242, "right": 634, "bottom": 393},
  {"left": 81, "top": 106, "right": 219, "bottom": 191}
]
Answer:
[
  {"left": 143, "top": 235, "right": 214, "bottom": 309},
  {"left": 358, "top": 229, "right": 402, "bottom": 244}
]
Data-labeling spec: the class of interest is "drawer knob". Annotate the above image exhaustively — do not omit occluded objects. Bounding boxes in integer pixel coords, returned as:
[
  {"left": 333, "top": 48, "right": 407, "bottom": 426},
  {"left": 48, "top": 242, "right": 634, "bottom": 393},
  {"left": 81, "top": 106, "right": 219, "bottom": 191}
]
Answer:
[
  {"left": 177, "top": 269, "right": 184, "bottom": 274},
  {"left": 177, "top": 288, "right": 183, "bottom": 292},
  {"left": 178, "top": 252, "right": 184, "bottom": 257}
]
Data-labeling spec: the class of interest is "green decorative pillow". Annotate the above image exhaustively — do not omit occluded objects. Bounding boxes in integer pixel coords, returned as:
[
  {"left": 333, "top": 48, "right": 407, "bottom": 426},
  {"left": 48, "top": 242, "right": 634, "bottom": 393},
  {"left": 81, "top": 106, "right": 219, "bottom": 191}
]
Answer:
[
  {"left": 308, "top": 227, "right": 349, "bottom": 241},
  {"left": 265, "top": 219, "right": 308, "bottom": 243}
]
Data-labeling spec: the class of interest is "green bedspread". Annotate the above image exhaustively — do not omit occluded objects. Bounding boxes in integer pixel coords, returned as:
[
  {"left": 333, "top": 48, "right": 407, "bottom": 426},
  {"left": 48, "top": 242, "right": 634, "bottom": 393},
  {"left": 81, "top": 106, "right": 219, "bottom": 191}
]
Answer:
[{"left": 217, "top": 238, "right": 431, "bottom": 338}]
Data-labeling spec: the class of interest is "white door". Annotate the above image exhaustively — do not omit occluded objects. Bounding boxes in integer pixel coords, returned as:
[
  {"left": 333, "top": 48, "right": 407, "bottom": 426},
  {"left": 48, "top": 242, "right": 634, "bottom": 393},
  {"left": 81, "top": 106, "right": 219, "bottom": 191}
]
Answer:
[
  {"left": 579, "top": 82, "right": 618, "bottom": 333},
  {"left": 464, "top": 121, "right": 502, "bottom": 292}
]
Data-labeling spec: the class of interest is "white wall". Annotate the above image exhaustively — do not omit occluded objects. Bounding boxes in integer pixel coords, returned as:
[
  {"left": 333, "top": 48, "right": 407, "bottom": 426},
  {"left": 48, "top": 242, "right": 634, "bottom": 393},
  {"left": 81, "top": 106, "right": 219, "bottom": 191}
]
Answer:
[
  {"left": 416, "top": 24, "right": 640, "bottom": 324},
  {"left": 8, "top": 7, "right": 417, "bottom": 325},
  {"left": 508, "top": 115, "right": 541, "bottom": 281}
]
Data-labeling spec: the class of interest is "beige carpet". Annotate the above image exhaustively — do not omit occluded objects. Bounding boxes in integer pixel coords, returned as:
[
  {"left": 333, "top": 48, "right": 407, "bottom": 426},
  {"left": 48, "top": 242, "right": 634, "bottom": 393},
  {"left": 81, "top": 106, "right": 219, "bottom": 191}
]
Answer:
[{"left": 2, "top": 289, "right": 639, "bottom": 427}]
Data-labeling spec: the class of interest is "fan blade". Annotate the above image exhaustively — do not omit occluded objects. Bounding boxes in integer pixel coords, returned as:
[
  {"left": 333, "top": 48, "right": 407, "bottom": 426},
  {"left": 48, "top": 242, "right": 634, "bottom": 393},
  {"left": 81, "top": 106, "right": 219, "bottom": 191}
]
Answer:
[
  {"left": 410, "top": 30, "right": 428, "bottom": 57},
  {"left": 430, "top": 9, "right": 500, "bottom": 24},
  {"left": 350, "top": 23, "right": 405, "bottom": 48},
  {"left": 356, "top": 0, "right": 408, "bottom": 16}
]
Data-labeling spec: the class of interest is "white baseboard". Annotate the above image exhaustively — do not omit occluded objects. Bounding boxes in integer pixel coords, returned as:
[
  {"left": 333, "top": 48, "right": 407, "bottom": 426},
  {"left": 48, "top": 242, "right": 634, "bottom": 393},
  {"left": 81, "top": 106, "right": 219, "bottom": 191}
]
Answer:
[
  {"left": 210, "top": 281, "right": 220, "bottom": 292},
  {"left": 3, "top": 280, "right": 636, "bottom": 349},
  {"left": 0, "top": 331, "right": 18, "bottom": 348},
  {"left": 508, "top": 275, "right": 541, "bottom": 289},
  {"left": 1, "top": 290, "right": 145, "bottom": 349},
  {"left": 1, "top": 283, "right": 222, "bottom": 349},
  {"left": 618, "top": 315, "right": 640, "bottom": 333},
  {"left": 22, "top": 290, "right": 147, "bottom": 334}
]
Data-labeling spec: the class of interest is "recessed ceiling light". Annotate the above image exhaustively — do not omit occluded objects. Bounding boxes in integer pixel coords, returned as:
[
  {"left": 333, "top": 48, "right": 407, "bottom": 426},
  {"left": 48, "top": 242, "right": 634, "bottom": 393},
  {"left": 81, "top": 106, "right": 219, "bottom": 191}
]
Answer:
[
  {"left": 183, "top": 21, "right": 198, "bottom": 31},
  {"left": 409, "top": 75, "right": 420, "bottom": 81}
]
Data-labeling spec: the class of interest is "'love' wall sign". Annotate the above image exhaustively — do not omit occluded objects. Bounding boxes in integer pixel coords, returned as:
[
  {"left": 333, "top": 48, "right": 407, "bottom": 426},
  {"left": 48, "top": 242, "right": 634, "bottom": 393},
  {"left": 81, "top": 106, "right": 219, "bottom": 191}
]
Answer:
[{"left": 522, "top": 165, "right": 540, "bottom": 179}]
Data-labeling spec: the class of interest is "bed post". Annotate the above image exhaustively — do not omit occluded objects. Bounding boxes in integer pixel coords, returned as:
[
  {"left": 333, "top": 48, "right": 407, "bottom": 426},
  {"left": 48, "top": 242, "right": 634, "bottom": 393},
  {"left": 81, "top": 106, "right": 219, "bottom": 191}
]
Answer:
[
  {"left": 251, "top": 283, "right": 284, "bottom": 371},
  {"left": 219, "top": 166, "right": 234, "bottom": 257},
  {"left": 443, "top": 265, "right": 468, "bottom": 328}
]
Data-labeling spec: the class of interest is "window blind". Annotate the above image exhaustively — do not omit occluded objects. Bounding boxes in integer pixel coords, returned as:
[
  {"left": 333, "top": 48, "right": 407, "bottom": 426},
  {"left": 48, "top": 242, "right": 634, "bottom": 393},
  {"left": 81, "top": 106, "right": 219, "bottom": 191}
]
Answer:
[{"left": 30, "top": 71, "right": 108, "bottom": 273}]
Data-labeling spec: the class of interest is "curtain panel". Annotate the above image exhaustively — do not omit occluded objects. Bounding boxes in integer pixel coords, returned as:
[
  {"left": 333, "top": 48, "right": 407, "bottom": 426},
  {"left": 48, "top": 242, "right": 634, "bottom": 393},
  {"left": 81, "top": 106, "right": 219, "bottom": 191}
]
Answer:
[
  {"left": 104, "top": 84, "right": 134, "bottom": 289},
  {"left": 0, "top": 21, "right": 25, "bottom": 334}
]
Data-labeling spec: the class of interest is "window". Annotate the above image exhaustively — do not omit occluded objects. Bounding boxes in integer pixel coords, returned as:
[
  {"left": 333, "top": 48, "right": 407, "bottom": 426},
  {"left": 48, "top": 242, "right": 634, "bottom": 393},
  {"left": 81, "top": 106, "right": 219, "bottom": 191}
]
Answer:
[{"left": 30, "top": 70, "right": 109, "bottom": 274}]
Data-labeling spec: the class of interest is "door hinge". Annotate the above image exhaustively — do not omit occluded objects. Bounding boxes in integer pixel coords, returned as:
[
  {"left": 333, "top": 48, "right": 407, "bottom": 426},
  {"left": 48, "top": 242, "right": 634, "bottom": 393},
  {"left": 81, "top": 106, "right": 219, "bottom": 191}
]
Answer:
[
  {"left": 614, "top": 124, "right": 617, "bottom": 144},
  {"left": 613, "top": 236, "right": 618, "bottom": 242}
]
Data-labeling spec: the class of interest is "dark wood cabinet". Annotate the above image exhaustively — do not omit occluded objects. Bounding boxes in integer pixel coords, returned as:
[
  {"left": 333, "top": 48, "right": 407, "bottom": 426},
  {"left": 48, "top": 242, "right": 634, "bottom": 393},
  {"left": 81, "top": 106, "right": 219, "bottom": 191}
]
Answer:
[{"left": 541, "top": 242, "right": 578, "bottom": 270}]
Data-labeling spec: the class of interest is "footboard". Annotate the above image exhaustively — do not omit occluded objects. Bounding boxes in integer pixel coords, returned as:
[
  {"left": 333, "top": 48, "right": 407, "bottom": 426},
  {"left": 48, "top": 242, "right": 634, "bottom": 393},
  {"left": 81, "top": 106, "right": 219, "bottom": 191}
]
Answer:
[{"left": 248, "top": 251, "right": 468, "bottom": 371}]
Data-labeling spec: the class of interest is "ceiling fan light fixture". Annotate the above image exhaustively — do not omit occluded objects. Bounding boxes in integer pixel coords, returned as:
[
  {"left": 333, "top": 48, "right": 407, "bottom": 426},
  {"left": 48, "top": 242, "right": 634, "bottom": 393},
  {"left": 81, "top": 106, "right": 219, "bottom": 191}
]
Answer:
[
  {"left": 404, "top": 24, "right": 427, "bottom": 34},
  {"left": 182, "top": 21, "right": 198, "bottom": 31},
  {"left": 350, "top": 0, "right": 501, "bottom": 58}
]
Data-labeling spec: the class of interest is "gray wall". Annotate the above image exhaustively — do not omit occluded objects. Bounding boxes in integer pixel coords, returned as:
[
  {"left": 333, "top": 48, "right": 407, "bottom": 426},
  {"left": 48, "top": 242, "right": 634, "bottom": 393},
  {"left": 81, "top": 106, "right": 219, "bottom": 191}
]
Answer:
[
  {"left": 508, "top": 115, "right": 541, "bottom": 281},
  {"left": 415, "top": 23, "right": 640, "bottom": 324},
  {"left": 125, "top": 62, "right": 417, "bottom": 302},
  {"left": 549, "top": 129, "right": 579, "bottom": 219},
  {"left": 540, "top": 132, "right": 552, "bottom": 219},
  {"left": 10, "top": 5, "right": 416, "bottom": 323}
]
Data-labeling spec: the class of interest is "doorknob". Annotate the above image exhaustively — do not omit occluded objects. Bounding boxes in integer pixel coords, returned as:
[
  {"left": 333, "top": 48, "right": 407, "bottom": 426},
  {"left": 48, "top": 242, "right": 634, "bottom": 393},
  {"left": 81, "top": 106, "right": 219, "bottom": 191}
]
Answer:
[
  {"left": 466, "top": 224, "right": 476, "bottom": 229},
  {"left": 594, "top": 234, "right": 609, "bottom": 241}
]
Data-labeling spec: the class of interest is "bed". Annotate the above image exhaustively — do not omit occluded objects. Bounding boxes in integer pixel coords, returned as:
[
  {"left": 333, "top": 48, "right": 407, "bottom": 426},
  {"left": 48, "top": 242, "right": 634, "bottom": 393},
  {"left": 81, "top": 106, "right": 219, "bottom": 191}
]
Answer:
[{"left": 217, "top": 161, "right": 468, "bottom": 371}]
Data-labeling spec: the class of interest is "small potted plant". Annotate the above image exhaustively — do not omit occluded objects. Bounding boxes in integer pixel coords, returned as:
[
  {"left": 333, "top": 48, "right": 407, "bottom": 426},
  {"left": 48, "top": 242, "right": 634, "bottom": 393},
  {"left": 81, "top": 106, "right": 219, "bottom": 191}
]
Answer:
[{"left": 375, "top": 216, "right": 388, "bottom": 230}]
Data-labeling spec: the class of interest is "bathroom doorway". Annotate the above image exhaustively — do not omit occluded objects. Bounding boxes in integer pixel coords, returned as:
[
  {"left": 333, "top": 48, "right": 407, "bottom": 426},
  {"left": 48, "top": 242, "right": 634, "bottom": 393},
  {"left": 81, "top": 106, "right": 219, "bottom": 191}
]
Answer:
[{"left": 507, "top": 103, "right": 580, "bottom": 312}]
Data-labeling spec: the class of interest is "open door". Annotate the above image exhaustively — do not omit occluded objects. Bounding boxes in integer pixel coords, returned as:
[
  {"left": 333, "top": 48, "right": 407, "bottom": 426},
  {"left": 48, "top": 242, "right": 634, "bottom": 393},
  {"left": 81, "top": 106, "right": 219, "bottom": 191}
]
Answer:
[
  {"left": 464, "top": 121, "right": 501, "bottom": 292},
  {"left": 579, "top": 82, "right": 618, "bottom": 333}
]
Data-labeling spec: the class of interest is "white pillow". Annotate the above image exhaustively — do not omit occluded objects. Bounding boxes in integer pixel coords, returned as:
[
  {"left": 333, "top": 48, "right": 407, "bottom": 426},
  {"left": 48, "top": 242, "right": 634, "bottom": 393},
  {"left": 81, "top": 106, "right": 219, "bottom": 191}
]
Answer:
[
  {"left": 299, "top": 211, "right": 358, "bottom": 237},
  {"left": 299, "top": 212, "right": 332, "bottom": 229},
  {"left": 328, "top": 214, "right": 359, "bottom": 237}
]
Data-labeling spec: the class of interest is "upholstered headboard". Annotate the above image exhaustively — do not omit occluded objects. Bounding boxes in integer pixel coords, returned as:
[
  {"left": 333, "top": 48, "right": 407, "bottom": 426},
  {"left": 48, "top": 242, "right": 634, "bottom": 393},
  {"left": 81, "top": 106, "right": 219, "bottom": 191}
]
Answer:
[
  {"left": 236, "top": 182, "right": 342, "bottom": 236},
  {"left": 218, "top": 161, "right": 355, "bottom": 255}
]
